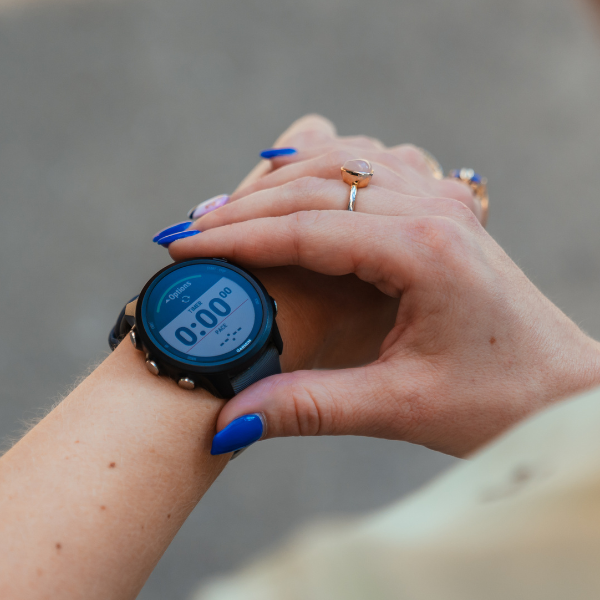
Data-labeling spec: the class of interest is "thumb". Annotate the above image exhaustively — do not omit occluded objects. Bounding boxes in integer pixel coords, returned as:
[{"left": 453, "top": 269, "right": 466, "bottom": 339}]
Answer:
[{"left": 210, "top": 365, "right": 391, "bottom": 456}]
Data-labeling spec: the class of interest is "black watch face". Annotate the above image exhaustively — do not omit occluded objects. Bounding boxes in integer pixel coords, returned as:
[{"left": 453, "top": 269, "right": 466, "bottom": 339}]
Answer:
[{"left": 140, "top": 261, "right": 265, "bottom": 366}]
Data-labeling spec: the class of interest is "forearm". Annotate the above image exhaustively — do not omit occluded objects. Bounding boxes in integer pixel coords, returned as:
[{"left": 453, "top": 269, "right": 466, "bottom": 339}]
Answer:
[
  {"left": 0, "top": 339, "right": 228, "bottom": 599},
  {"left": 0, "top": 267, "right": 329, "bottom": 600}
]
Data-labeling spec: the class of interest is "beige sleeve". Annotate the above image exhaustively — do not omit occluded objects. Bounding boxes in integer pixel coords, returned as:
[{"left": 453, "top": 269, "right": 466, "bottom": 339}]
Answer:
[{"left": 194, "top": 386, "right": 600, "bottom": 600}]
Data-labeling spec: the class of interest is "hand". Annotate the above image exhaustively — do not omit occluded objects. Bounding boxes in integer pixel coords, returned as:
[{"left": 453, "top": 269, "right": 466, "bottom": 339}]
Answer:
[
  {"left": 170, "top": 185, "right": 600, "bottom": 457},
  {"left": 185, "top": 115, "right": 486, "bottom": 372},
  {"left": 231, "top": 114, "right": 485, "bottom": 222}
]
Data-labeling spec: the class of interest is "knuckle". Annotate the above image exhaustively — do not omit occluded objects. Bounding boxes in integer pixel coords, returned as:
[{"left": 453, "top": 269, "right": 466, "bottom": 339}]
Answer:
[
  {"left": 345, "top": 134, "right": 383, "bottom": 148},
  {"left": 408, "top": 215, "right": 467, "bottom": 259},
  {"left": 439, "top": 179, "right": 474, "bottom": 207},
  {"left": 326, "top": 149, "right": 354, "bottom": 168},
  {"left": 439, "top": 197, "right": 479, "bottom": 226},
  {"left": 291, "top": 208, "right": 325, "bottom": 231},
  {"left": 302, "top": 129, "right": 328, "bottom": 144},
  {"left": 281, "top": 374, "right": 329, "bottom": 436},
  {"left": 296, "top": 113, "right": 330, "bottom": 127},
  {"left": 455, "top": 200, "right": 480, "bottom": 228},
  {"left": 397, "top": 143, "right": 421, "bottom": 158},
  {"left": 297, "top": 113, "right": 334, "bottom": 133},
  {"left": 442, "top": 190, "right": 480, "bottom": 229},
  {"left": 285, "top": 209, "right": 333, "bottom": 265},
  {"left": 288, "top": 124, "right": 332, "bottom": 147},
  {"left": 394, "top": 144, "right": 427, "bottom": 167},
  {"left": 284, "top": 175, "right": 325, "bottom": 197}
]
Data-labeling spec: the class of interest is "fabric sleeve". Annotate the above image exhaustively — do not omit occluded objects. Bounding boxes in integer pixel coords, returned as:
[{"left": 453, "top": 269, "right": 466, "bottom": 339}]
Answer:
[{"left": 193, "top": 386, "right": 600, "bottom": 600}]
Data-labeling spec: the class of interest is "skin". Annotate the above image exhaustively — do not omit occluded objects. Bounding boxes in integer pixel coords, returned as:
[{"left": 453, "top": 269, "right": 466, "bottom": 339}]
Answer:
[
  {"left": 0, "top": 342, "right": 228, "bottom": 600},
  {"left": 0, "top": 117, "right": 461, "bottom": 597},
  {"left": 0, "top": 265, "right": 346, "bottom": 600},
  {"left": 170, "top": 115, "right": 600, "bottom": 457},
  {"left": 2, "top": 113, "right": 600, "bottom": 597},
  {"left": 197, "top": 114, "right": 486, "bottom": 376}
]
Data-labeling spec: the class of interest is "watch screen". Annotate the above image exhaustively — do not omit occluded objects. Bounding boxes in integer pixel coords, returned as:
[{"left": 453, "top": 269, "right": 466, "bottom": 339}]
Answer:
[{"left": 141, "top": 262, "right": 264, "bottom": 364}]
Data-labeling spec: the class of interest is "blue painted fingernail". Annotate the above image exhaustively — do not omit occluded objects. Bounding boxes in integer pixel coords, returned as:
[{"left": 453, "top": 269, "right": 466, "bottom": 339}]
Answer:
[
  {"left": 260, "top": 147, "right": 298, "bottom": 159},
  {"left": 156, "top": 229, "right": 200, "bottom": 247},
  {"left": 152, "top": 220, "right": 192, "bottom": 243},
  {"left": 211, "top": 414, "right": 264, "bottom": 455}
]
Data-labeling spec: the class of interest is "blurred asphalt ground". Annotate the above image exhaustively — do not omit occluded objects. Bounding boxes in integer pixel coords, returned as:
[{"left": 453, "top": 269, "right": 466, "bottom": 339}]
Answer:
[{"left": 2, "top": 0, "right": 600, "bottom": 598}]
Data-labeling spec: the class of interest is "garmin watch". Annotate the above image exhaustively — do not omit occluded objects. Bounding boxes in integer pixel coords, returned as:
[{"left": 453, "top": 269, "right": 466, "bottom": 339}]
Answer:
[{"left": 108, "top": 258, "right": 283, "bottom": 399}]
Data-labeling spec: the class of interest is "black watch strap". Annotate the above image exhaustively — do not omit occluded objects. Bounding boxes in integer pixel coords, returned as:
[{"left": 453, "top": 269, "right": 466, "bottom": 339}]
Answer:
[
  {"left": 108, "top": 296, "right": 139, "bottom": 351},
  {"left": 230, "top": 344, "right": 281, "bottom": 394}
]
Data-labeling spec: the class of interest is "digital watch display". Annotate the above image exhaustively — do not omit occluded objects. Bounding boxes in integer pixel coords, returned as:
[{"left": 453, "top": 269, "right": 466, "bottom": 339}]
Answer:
[{"left": 109, "top": 259, "right": 283, "bottom": 399}]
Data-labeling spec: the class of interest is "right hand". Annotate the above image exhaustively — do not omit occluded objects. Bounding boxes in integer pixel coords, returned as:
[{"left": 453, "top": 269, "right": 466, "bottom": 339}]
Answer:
[
  {"left": 170, "top": 184, "right": 600, "bottom": 457},
  {"left": 185, "top": 115, "right": 487, "bottom": 374}
]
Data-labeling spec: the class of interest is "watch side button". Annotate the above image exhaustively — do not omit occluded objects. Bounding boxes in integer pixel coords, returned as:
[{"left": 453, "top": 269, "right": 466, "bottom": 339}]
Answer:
[
  {"left": 271, "top": 297, "right": 278, "bottom": 317},
  {"left": 145, "top": 360, "right": 160, "bottom": 376},
  {"left": 178, "top": 378, "right": 195, "bottom": 390},
  {"left": 129, "top": 328, "right": 142, "bottom": 351}
]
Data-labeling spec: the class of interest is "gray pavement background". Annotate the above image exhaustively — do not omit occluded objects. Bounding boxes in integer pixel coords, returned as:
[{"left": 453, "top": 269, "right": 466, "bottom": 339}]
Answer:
[{"left": 1, "top": 0, "right": 600, "bottom": 598}]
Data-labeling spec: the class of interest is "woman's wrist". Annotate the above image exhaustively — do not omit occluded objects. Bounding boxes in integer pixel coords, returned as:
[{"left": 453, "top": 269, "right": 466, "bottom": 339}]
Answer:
[
  {"left": 0, "top": 259, "right": 365, "bottom": 599},
  {"left": 0, "top": 341, "right": 229, "bottom": 600}
]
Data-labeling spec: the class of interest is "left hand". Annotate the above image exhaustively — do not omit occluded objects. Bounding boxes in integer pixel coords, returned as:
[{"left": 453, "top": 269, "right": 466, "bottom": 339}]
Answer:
[{"left": 219, "top": 114, "right": 485, "bottom": 223}]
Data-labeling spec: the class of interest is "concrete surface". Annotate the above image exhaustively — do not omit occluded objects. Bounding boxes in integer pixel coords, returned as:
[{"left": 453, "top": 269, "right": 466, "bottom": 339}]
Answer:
[{"left": 1, "top": 0, "right": 600, "bottom": 598}]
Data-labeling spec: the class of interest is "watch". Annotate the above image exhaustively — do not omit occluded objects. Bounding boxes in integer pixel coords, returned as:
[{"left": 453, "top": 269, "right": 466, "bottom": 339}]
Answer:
[{"left": 108, "top": 258, "right": 283, "bottom": 399}]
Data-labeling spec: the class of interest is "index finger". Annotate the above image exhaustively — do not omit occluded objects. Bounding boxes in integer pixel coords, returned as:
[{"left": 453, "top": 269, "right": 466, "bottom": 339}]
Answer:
[{"left": 169, "top": 211, "right": 418, "bottom": 297}]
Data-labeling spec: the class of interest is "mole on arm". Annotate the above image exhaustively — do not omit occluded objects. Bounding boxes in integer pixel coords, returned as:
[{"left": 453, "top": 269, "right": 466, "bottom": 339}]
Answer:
[
  {"left": 489, "top": 336, "right": 497, "bottom": 345},
  {"left": 109, "top": 462, "right": 116, "bottom": 468}
]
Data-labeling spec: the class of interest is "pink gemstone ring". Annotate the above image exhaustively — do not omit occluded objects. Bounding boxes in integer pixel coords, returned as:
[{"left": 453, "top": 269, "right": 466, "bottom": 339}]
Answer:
[{"left": 341, "top": 159, "right": 374, "bottom": 211}]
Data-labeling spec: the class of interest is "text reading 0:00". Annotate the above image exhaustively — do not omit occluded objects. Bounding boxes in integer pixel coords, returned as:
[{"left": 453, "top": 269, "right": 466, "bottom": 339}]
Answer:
[{"left": 174, "top": 292, "right": 234, "bottom": 346}]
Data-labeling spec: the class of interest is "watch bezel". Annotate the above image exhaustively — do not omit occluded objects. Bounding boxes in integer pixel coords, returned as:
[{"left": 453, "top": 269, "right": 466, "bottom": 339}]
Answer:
[{"left": 135, "top": 259, "right": 275, "bottom": 376}]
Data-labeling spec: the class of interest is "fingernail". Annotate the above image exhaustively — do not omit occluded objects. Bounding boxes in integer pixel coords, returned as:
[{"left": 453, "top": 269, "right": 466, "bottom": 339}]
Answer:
[
  {"left": 152, "top": 220, "right": 192, "bottom": 243},
  {"left": 156, "top": 229, "right": 200, "bottom": 247},
  {"left": 260, "top": 147, "right": 298, "bottom": 159},
  {"left": 211, "top": 414, "right": 264, "bottom": 455},
  {"left": 187, "top": 194, "right": 230, "bottom": 220}
]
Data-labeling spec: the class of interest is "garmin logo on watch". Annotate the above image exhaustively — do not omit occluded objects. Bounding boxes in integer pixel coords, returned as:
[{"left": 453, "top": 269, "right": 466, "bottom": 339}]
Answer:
[
  {"left": 165, "top": 282, "right": 192, "bottom": 303},
  {"left": 236, "top": 339, "right": 252, "bottom": 353}
]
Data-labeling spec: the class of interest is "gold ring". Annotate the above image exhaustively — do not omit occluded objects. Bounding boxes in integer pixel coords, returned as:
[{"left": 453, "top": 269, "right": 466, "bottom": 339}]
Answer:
[
  {"left": 418, "top": 148, "right": 444, "bottom": 180},
  {"left": 341, "top": 159, "right": 374, "bottom": 211},
  {"left": 448, "top": 168, "right": 489, "bottom": 227}
]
